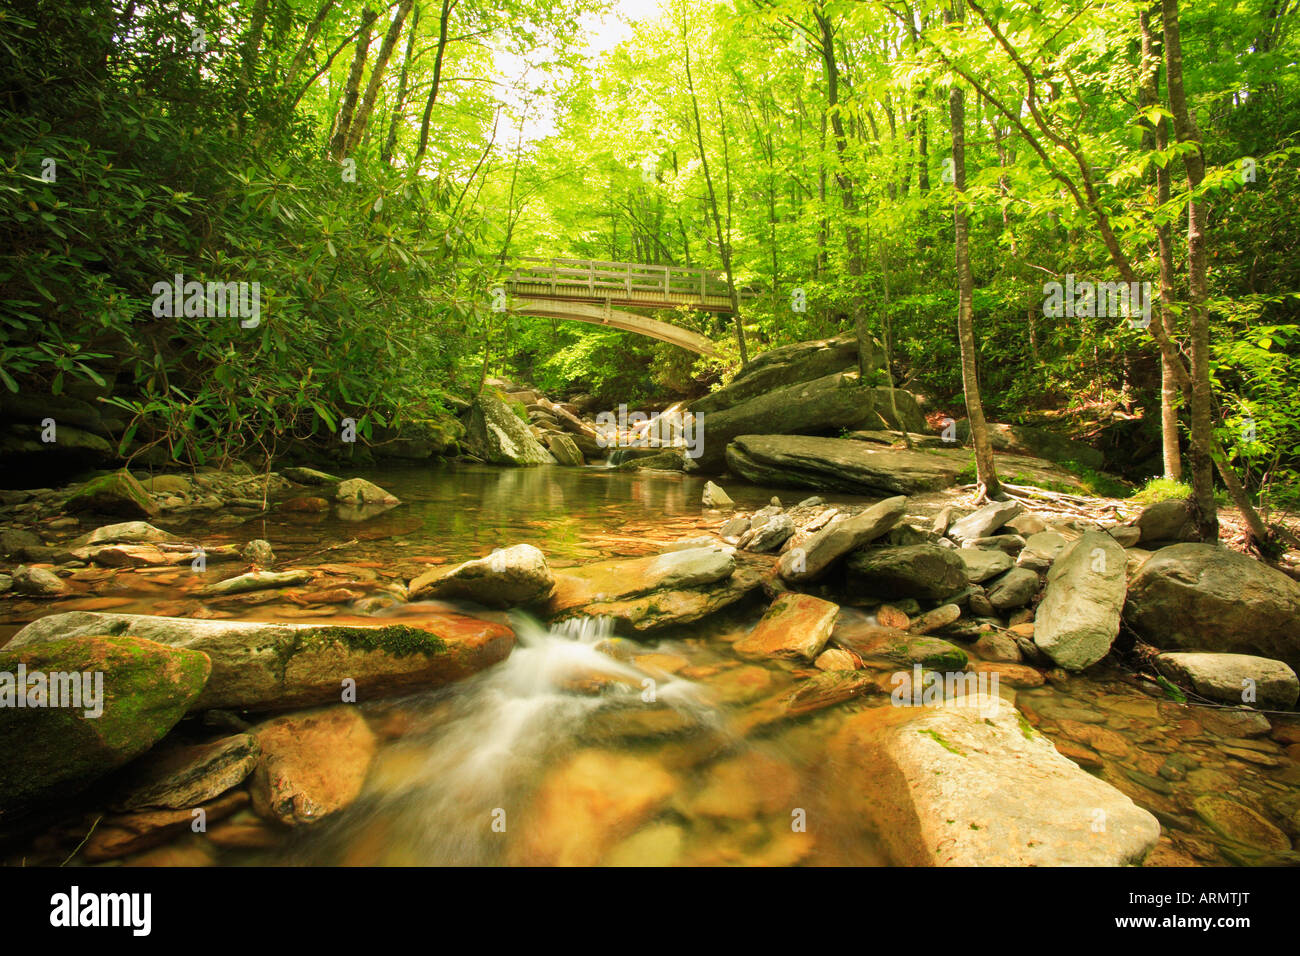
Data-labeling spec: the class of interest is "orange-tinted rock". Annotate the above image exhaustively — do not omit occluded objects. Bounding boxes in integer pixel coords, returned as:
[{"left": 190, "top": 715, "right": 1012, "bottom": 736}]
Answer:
[
  {"left": 249, "top": 706, "right": 376, "bottom": 826},
  {"left": 733, "top": 592, "right": 839, "bottom": 661}
]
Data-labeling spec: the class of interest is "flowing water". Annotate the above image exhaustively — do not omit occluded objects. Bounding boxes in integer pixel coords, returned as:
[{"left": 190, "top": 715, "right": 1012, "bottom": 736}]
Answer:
[{"left": 3, "top": 463, "right": 1297, "bottom": 866}]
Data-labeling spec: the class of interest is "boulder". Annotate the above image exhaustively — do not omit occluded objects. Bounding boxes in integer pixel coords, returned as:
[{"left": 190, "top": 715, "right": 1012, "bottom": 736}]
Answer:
[
  {"left": 985, "top": 567, "right": 1040, "bottom": 612},
  {"left": 7, "top": 611, "right": 514, "bottom": 713},
  {"left": 727, "top": 435, "right": 960, "bottom": 496},
  {"left": 946, "top": 500, "right": 1024, "bottom": 542},
  {"left": 334, "top": 477, "right": 400, "bottom": 505},
  {"left": 0, "top": 635, "right": 211, "bottom": 807},
  {"left": 689, "top": 333, "right": 861, "bottom": 414},
  {"left": 692, "top": 371, "right": 878, "bottom": 472},
  {"left": 953, "top": 420, "right": 1105, "bottom": 471},
  {"left": 72, "top": 521, "right": 177, "bottom": 548},
  {"left": 778, "top": 496, "right": 907, "bottom": 583},
  {"left": 1034, "top": 533, "right": 1127, "bottom": 670},
  {"left": 1124, "top": 544, "right": 1300, "bottom": 672},
  {"left": 1016, "top": 531, "right": 1069, "bottom": 571},
  {"left": 732, "top": 592, "right": 839, "bottom": 661},
  {"left": 702, "top": 481, "right": 733, "bottom": 508},
  {"left": 959, "top": 548, "right": 1015, "bottom": 583},
  {"left": 11, "top": 564, "right": 67, "bottom": 596},
  {"left": 65, "top": 469, "right": 157, "bottom": 518},
  {"left": 281, "top": 466, "right": 342, "bottom": 486},
  {"left": 249, "top": 706, "right": 376, "bottom": 825},
  {"left": 1155, "top": 652, "right": 1299, "bottom": 710},
  {"left": 865, "top": 386, "right": 928, "bottom": 433},
  {"left": 833, "top": 624, "right": 968, "bottom": 670},
  {"left": 544, "top": 433, "right": 585, "bottom": 466},
  {"left": 845, "top": 545, "right": 968, "bottom": 601},
  {"left": 1134, "top": 498, "right": 1198, "bottom": 545},
  {"left": 746, "top": 514, "right": 794, "bottom": 553},
  {"left": 464, "top": 388, "right": 557, "bottom": 466},
  {"left": 546, "top": 549, "right": 763, "bottom": 631},
  {"left": 408, "top": 544, "right": 554, "bottom": 607},
  {"left": 829, "top": 694, "right": 1160, "bottom": 865}
]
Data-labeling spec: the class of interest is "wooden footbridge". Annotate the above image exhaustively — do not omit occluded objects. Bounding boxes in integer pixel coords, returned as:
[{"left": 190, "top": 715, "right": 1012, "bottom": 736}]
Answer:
[{"left": 502, "top": 258, "right": 742, "bottom": 356}]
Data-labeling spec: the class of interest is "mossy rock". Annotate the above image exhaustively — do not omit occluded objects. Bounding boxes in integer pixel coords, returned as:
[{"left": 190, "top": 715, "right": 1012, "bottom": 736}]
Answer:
[
  {"left": 64, "top": 469, "right": 157, "bottom": 518},
  {"left": 0, "top": 635, "right": 211, "bottom": 808}
]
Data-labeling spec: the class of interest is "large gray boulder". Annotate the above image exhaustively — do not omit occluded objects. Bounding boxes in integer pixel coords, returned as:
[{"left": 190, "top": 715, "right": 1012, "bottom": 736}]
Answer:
[
  {"left": 1034, "top": 533, "right": 1127, "bottom": 670},
  {"left": 726, "top": 435, "right": 961, "bottom": 497},
  {"left": 830, "top": 693, "right": 1161, "bottom": 866},
  {"left": 778, "top": 496, "right": 907, "bottom": 583},
  {"left": 7, "top": 611, "right": 515, "bottom": 712},
  {"left": 864, "top": 387, "right": 928, "bottom": 433},
  {"left": 464, "top": 388, "right": 557, "bottom": 466},
  {"left": 845, "top": 544, "right": 968, "bottom": 601},
  {"left": 689, "top": 334, "right": 862, "bottom": 414},
  {"left": 692, "top": 371, "right": 878, "bottom": 472},
  {"left": 1125, "top": 544, "right": 1300, "bottom": 672},
  {"left": 1155, "top": 652, "right": 1299, "bottom": 710}
]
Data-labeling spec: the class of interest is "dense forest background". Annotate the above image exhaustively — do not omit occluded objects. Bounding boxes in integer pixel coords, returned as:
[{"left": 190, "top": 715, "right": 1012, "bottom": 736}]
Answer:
[{"left": 2, "top": 0, "right": 1298, "bottom": 510}]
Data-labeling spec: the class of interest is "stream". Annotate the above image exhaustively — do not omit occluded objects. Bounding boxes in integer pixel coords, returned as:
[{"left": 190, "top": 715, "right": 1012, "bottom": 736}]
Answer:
[{"left": 3, "top": 463, "right": 1296, "bottom": 866}]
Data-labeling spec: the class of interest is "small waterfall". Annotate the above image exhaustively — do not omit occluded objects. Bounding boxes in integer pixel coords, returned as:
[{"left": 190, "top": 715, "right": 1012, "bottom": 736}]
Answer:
[{"left": 285, "top": 614, "right": 714, "bottom": 865}]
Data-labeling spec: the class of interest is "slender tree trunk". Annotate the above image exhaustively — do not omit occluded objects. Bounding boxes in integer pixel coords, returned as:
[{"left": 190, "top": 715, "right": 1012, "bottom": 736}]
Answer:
[
  {"left": 947, "top": 1, "right": 1001, "bottom": 499},
  {"left": 284, "top": 0, "right": 337, "bottom": 92},
  {"left": 346, "top": 0, "right": 414, "bottom": 156},
  {"left": 382, "top": 2, "right": 420, "bottom": 165},
  {"left": 329, "top": 8, "right": 377, "bottom": 160},
  {"left": 413, "top": 0, "right": 455, "bottom": 172},
  {"left": 1140, "top": 7, "right": 1184, "bottom": 482},
  {"left": 1162, "top": 0, "right": 1217, "bottom": 539},
  {"left": 682, "top": 9, "right": 746, "bottom": 362},
  {"left": 814, "top": 6, "right": 873, "bottom": 380}
]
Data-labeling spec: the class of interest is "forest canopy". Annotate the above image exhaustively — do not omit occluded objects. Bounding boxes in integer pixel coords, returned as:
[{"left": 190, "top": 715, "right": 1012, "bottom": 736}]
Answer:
[{"left": 2, "top": 0, "right": 1298, "bottom": 515}]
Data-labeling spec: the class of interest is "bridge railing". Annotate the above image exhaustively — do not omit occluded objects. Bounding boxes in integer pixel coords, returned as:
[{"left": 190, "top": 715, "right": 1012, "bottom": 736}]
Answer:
[{"left": 504, "top": 257, "right": 737, "bottom": 303}]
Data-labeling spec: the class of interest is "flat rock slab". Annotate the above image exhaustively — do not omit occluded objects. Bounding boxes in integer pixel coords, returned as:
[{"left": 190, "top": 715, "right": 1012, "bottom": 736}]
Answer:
[
  {"left": 846, "top": 544, "right": 968, "bottom": 601},
  {"left": 830, "top": 694, "right": 1161, "bottom": 866},
  {"left": 726, "top": 435, "right": 961, "bottom": 497},
  {"left": 115, "top": 733, "right": 260, "bottom": 811},
  {"left": 8, "top": 611, "right": 514, "bottom": 712},
  {"left": 1156, "top": 652, "right": 1299, "bottom": 710}
]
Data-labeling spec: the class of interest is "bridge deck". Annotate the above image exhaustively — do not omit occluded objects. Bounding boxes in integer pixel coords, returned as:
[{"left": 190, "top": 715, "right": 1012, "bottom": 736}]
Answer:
[{"left": 504, "top": 257, "right": 739, "bottom": 313}]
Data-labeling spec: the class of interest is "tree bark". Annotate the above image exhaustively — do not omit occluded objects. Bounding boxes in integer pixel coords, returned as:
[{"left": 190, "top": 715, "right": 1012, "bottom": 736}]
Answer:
[
  {"left": 1161, "top": 0, "right": 1217, "bottom": 539},
  {"left": 346, "top": 0, "right": 414, "bottom": 156},
  {"left": 1139, "top": 7, "right": 1183, "bottom": 482},
  {"left": 329, "top": 8, "right": 378, "bottom": 161},
  {"left": 382, "top": 1, "right": 421, "bottom": 164},
  {"left": 413, "top": 0, "right": 456, "bottom": 173},
  {"left": 947, "top": 0, "right": 1001, "bottom": 499}
]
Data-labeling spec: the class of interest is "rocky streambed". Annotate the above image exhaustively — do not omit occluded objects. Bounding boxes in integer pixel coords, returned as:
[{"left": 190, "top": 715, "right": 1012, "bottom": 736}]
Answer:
[{"left": 1, "top": 462, "right": 1299, "bottom": 867}]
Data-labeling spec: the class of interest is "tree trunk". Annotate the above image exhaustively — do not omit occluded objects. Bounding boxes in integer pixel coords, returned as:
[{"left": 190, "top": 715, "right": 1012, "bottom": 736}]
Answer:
[
  {"left": 947, "top": 1, "right": 1001, "bottom": 500},
  {"left": 382, "top": 1, "right": 421, "bottom": 165},
  {"left": 346, "top": 0, "right": 414, "bottom": 157},
  {"left": 1139, "top": 7, "right": 1184, "bottom": 482},
  {"left": 1162, "top": 0, "right": 1217, "bottom": 539},
  {"left": 413, "top": 0, "right": 456, "bottom": 173},
  {"left": 328, "top": 8, "right": 378, "bottom": 161},
  {"left": 682, "top": 10, "right": 746, "bottom": 362}
]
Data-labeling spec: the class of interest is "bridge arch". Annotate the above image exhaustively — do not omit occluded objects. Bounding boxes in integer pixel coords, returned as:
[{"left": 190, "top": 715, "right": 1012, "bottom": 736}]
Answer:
[{"left": 502, "top": 257, "right": 737, "bottom": 356}]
